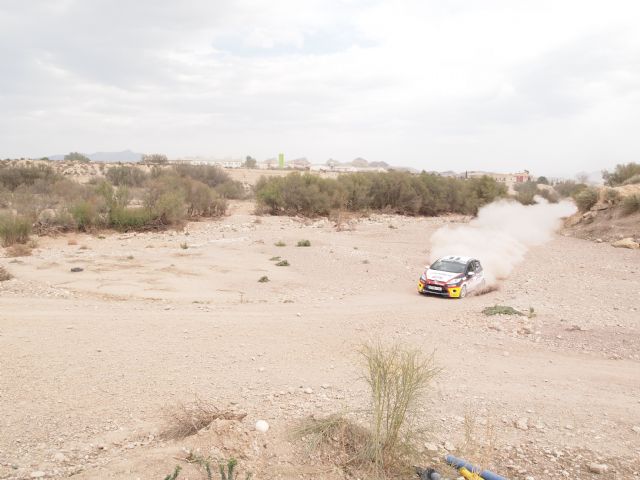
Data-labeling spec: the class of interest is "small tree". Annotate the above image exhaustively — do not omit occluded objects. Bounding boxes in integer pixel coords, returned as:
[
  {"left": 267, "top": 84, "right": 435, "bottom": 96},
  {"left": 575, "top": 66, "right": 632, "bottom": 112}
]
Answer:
[
  {"left": 536, "top": 176, "right": 549, "bottom": 185},
  {"left": 64, "top": 152, "right": 90, "bottom": 163},
  {"left": 243, "top": 156, "right": 257, "bottom": 169}
]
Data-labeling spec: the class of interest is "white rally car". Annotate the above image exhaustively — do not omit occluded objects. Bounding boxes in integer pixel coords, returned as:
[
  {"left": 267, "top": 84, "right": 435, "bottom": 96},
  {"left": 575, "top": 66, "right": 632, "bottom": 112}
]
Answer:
[{"left": 417, "top": 255, "right": 485, "bottom": 298}]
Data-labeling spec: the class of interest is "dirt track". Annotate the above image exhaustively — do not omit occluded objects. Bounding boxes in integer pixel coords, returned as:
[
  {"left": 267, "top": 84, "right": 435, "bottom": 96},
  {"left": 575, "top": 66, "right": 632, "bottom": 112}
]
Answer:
[{"left": 1, "top": 202, "right": 639, "bottom": 479}]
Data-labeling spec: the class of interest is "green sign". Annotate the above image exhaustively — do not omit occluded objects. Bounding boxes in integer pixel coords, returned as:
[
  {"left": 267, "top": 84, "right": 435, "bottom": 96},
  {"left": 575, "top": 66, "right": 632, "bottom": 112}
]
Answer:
[{"left": 278, "top": 153, "right": 284, "bottom": 169}]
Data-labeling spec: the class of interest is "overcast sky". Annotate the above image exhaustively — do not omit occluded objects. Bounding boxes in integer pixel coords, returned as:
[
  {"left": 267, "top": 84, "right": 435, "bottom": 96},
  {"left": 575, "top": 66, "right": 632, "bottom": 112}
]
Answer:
[{"left": 1, "top": 1, "right": 639, "bottom": 177}]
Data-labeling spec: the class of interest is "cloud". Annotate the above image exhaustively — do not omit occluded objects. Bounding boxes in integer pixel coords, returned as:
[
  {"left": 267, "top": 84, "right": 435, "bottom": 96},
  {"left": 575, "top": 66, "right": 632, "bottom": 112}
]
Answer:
[{"left": 0, "top": 0, "right": 639, "bottom": 177}]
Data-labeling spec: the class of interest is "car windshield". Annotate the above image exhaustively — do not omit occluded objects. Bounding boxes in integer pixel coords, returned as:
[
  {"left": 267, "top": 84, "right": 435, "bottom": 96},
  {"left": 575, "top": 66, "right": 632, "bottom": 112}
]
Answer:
[{"left": 430, "top": 259, "right": 466, "bottom": 273}]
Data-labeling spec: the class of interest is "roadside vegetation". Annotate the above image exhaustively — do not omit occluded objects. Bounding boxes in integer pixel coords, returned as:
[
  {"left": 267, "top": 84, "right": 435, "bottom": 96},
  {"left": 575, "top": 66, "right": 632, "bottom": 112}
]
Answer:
[
  {"left": 603, "top": 162, "right": 640, "bottom": 186},
  {"left": 622, "top": 194, "right": 640, "bottom": 215},
  {"left": 256, "top": 171, "right": 508, "bottom": 217},
  {"left": 573, "top": 187, "right": 599, "bottom": 212},
  {"left": 293, "top": 342, "right": 439, "bottom": 478},
  {"left": 0, "top": 162, "right": 245, "bottom": 245},
  {"left": 513, "top": 181, "right": 559, "bottom": 205}
]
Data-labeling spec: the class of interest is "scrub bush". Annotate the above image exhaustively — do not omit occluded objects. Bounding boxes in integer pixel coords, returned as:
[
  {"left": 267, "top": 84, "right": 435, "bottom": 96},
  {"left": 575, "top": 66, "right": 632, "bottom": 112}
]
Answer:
[
  {"left": 573, "top": 188, "right": 598, "bottom": 212},
  {"left": 621, "top": 194, "right": 640, "bottom": 215}
]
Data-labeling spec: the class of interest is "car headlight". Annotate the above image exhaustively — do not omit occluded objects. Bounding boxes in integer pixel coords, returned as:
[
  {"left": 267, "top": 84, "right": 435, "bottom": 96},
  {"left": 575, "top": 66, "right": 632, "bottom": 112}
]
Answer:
[
  {"left": 420, "top": 274, "right": 426, "bottom": 281},
  {"left": 447, "top": 277, "right": 464, "bottom": 286}
]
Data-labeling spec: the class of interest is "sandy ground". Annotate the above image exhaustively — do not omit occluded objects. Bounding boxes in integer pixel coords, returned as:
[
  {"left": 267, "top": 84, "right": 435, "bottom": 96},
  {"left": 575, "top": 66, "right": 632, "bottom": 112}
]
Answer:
[{"left": 1, "top": 202, "right": 639, "bottom": 479}]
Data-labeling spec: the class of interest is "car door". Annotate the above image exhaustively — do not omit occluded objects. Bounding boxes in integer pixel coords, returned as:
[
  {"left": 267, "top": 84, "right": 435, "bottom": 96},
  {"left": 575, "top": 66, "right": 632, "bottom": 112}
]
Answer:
[{"left": 472, "top": 260, "right": 484, "bottom": 287}]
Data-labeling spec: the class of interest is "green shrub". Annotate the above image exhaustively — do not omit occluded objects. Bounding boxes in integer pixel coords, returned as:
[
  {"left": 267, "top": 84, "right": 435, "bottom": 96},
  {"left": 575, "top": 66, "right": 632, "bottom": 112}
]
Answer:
[
  {"left": 514, "top": 182, "right": 537, "bottom": 205},
  {"left": 482, "top": 305, "right": 523, "bottom": 316},
  {"left": 71, "top": 201, "right": 99, "bottom": 231},
  {"left": 573, "top": 188, "right": 598, "bottom": 212},
  {"left": 297, "top": 239, "right": 311, "bottom": 247},
  {"left": 621, "top": 194, "right": 640, "bottom": 215},
  {"left": 173, "top": 164, "right": 229, "bottom": 187},
  {"left": 184, "top": 179, "right": 227, "bottom": 217},
  {"left": 163, "top": 466, "right": 181, "bottom": 480},
  {"left": 105, "top": 165, "right": 147, "bottom": 187},
  {"left": 275, "top": 260, "right": 289, "bottom": 266},
  {"left": 108, "top": 207, "right": 153, "bottom": 231},
  {"left": 215, "top": 180, "right": 246, "bottom": 200},
  {"left": 0, "top": 214, "right": 31, "bottom": 246},
  {"left": 275, "top": 241, "right": 286, "bottom": 247},
  {"left": 258, "top": 275, "right": 269, "bottom": 282}
]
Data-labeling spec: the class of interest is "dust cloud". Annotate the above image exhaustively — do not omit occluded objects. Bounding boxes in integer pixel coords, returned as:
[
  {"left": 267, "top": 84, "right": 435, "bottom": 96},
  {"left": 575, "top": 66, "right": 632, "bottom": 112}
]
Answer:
[{"left": 429, "top": 198, "right": 577, "bottom": 284}]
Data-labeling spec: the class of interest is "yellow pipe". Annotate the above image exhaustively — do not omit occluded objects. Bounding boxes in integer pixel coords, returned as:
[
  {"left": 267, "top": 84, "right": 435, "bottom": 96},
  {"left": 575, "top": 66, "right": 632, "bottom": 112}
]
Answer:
[{"left": 459, "top": 467, "right": 484, "bottom": 480}]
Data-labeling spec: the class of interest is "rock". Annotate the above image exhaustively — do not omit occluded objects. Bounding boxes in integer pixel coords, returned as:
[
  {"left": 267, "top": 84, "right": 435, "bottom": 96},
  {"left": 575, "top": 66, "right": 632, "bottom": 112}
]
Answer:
[
  {"left": 303, "top": 387, "right": 313, "bottom": 394},
  {"left": 424, "top": 442, "right": 438, "bottom": 452},
  {"left": 515, "top": 418, "right": 529, "bottom": 431},
  {"left": 443, "top": 441, "right": 455, "bottom": 451},
  {"left": 255, "top": 420, "right": 269, "bottom": 433},
  {"left": 588, "top": 463, "right": 608, "bottom": 474},
  {"left": 632, "top": 425, "right": 640, "bottom": 434},
  {"left": 30, "top": 472, "right": 46, "bottom": 479},
  {"left": 612, "top": 238, "right": 639, "bottom": 249},
  {"left": 53, "top": 452, "right": 66, "bottom": 462}
]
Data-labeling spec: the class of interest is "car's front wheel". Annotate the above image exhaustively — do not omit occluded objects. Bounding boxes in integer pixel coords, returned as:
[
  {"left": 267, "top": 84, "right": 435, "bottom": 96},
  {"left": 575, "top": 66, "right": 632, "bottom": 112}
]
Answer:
[{"left": 460, "top": 284, "right": 467, "bottom": 298}]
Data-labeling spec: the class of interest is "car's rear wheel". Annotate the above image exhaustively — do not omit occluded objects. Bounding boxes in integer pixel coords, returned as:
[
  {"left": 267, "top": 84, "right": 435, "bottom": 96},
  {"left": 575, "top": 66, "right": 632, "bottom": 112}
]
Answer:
[{"left": 460, "top": 284, "right": 467, "bottom": 298}]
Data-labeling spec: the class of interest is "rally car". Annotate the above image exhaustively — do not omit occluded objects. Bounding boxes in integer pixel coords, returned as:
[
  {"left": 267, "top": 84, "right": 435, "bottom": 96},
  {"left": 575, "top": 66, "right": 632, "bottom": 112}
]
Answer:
[{"left": 417, "top": 256, "right": 485, "bottom": 298}]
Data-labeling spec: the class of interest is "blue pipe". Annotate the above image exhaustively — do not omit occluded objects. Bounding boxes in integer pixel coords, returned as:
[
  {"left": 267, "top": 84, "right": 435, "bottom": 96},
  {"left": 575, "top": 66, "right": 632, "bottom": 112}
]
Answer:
[{"left": 445, "top": 455, "right": 508, "bottom": 480}]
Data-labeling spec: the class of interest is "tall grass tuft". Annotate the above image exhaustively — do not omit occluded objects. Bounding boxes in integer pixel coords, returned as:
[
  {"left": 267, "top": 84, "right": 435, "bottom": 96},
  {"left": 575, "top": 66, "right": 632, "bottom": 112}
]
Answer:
[
  {"left": 360, "top": 343, "right": 439, "bottom": 472},
  {"left": 0, "top": 215, "right": 31, "bottom": 247}
]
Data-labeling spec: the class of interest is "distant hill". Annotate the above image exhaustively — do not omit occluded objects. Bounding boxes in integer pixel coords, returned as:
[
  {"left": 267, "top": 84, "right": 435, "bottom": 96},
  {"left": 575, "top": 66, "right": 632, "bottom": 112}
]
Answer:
[{"left": 49, "top": 150, "right": 143, "bottom": 162}]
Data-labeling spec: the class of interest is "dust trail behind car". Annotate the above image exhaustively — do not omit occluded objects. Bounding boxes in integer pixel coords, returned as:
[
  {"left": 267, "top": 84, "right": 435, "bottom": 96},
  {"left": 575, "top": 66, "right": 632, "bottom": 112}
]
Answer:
[{"left": 429, "top": 198, "right": 576, "bottom": 285}]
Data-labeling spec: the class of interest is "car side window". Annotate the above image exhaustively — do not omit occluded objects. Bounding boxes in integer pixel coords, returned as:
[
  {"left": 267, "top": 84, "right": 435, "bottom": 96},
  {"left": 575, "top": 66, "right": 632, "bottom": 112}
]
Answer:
[
  {"left": 475, "top": 261, "right": 482, "bottom": 271},
  {"left": 467, "top": 262, "right": 475, "bottom": 274}
]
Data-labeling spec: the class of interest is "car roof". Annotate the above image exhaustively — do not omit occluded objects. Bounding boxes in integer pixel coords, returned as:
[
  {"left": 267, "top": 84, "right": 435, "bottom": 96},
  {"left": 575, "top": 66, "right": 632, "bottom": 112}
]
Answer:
[{"left": 438, "top": 255, "right": 476, "bottom": 264}]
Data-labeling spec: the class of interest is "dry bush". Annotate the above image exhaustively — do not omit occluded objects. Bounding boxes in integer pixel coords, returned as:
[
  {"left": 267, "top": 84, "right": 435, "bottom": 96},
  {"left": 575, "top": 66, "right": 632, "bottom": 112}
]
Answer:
[
  {"left": 295, "top": 343, "right": 439, "bottom": 478},
  {"left": 161, "top": 399, "right": 246, "bottom": 440},
  {"left": 361, "top": 343, "right": 439, "bottom": 473},
  {"left": 5, "top": 244, "right": 32, "bottom": 257},
  {"left": 0, "top": 266, "right": 12, "bottom": 281},
  {"left": 459, "top": 407, "right": 499, "bottom": 475},
  {"left": 293, "top": 413, "right": 371, "bottom": 467}
]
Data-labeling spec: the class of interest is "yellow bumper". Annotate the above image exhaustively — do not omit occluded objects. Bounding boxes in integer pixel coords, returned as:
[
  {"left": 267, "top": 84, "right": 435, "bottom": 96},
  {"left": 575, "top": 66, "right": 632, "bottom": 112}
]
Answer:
[{"left": 447, "top": 286, "right": 461, "bottom": 297}]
